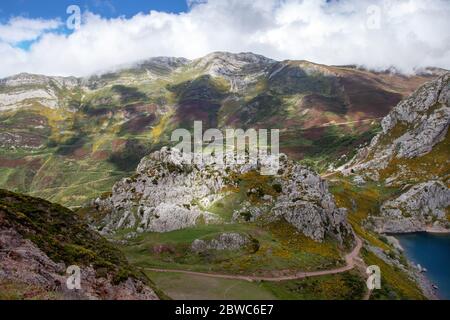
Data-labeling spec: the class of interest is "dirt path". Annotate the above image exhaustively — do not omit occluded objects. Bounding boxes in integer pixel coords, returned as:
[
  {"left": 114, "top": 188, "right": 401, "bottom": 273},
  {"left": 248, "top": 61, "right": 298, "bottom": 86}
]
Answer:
[
  {"left": 146, "top": 236, "right": 363, "bottom": 282},
  {"left": 281, "top": 117, "right": 382, "bottom": 132}
]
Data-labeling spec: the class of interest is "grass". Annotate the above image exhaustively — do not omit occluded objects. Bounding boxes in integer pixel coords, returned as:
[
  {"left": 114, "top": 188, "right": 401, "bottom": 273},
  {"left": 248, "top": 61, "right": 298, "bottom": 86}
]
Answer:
[
  {"left": 329, "top": 176, "right": 399, "bottom": 250},
  {"left": 145, "top": 270, "right": 366, "bottom": 300},
  {"left": 327, "top": 176, "right": 428, "bottom": 300},
  {"left": 118, "top": 220, "right": 345, "bottom": 276},
  {"left": 261, "top": 271, "right": 366, "bottom": 300},
  {"left": 296, "top": 124, "right": 381, "bottom": 173},
  {"left": 362, "top": 249, "right": 425, "bottom": 300},
  {"left": 145, "top": 271, "right": 277, "bottom": 300},
  {"left": 206, "top": 193, "right": 243, "bottom": 221},
  {"left": 0, "top": 281, "right": 63, "bottom": 300},
  {"left": 0, "top": 189, "right": 156, "bottom": 289}
]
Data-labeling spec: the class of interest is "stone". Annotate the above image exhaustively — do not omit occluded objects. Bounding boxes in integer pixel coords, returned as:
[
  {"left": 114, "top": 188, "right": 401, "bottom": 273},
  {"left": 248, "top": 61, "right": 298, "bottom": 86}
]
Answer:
[
  {"left": 94, "top": 147, "right": 354, "bottom": 244},
  {"left": 369, "top": 180, "right": 450, "bottom": 233}
]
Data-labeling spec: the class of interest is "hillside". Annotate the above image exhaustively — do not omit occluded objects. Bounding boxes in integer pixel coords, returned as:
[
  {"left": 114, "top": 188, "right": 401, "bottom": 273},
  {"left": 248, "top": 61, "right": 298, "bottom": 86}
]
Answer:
[
  {"left": 327, "top": 73, "right": 449, "bottom": 299},
  {"left": 337, "top": 73, "right": 450, "bottom": 233},
  {"left": 0, "top": 188, "right": 162, "bottom": 300},
  {"left": 81, "top": 135, "right": 433, "bottom": 299},
  {"left": 80, "top": 147, "right": 357, "bottom": 279},
  {"left": 0, "top": 52, "right": 441, "bottom": 206}
]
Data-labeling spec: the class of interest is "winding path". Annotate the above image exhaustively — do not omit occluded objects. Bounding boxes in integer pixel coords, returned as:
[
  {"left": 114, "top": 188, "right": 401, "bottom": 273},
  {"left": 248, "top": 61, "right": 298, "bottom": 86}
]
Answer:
[{"left": 146, "top": 236, "right": 363, "bottom": 282}]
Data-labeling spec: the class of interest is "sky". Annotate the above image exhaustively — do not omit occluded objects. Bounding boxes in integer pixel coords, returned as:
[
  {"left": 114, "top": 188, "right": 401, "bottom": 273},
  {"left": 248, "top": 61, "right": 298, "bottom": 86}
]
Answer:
[{"left": 0, "top": 0, "right": 449, "bottom": 78}]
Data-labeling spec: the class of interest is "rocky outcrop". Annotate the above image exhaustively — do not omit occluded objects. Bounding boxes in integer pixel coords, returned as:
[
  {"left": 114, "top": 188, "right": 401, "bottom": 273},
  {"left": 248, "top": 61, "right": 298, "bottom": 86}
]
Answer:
[
  {"left": 0, "top": 189, "right": 160, "bottom": 300},
  {"left": 0, "top": 73, "right": 79, "bottom": 112},
  {"left": 336, "top": 74, "right": 450, "bottom": 235},
  {"left": 340, "top": 72, "right": 450, "bottom": 181},
  {"left": 0, "top": 228, "right": 158, "bottom": 300},
  {"left": 268, "top": 165, "right": 352, "bottom": 244},
  {"left": 367, "top": 180, "right": 450, "bottom": 233},
  {"left": 191, "top": 233, "right": 253, "bottom": 253},
  {"left": 94, "top": 147, "right": 354, "bottom": 244},
  {"left": 191, "top": 52, "right": 275, "bottom": 92}
]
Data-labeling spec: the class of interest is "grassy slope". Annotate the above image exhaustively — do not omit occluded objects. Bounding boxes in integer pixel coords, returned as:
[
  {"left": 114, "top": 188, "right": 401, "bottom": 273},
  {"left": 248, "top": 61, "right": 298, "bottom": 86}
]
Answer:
[
  {"left": 0, "top": 282, "right": 64, "bottom": 300},
  {"left": 146, "top": 270, "right": 366, "bottom": 300},
  {"left": 328, "top": 177, "right": 426, "bottom": 299},
  {"left": 0, "top": 189, "right": 162, "bottom": 295},
  {"left": 146, "top": 271, "right": 277, "bottom": 300},
  {"left": 261, "top": 271, "right": 366, "bottom": 300},
  {"left": 118, "top": 221, "right": 344, "bottom": 276},
  {"left": 379, "top": 131, "right": 450, "bottom": 185},
  {"left": 0, "top": 62, "right": 433, "bottom": 206}
]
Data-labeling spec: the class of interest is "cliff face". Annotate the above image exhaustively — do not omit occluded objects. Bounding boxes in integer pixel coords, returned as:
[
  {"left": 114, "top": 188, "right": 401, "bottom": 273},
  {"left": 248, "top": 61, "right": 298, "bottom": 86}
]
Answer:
[
  {"left": 339, "top": 73, "right": 450, "bottom": 233},
  {"left": 341, "top": 73, "right": 449, "bottom": 180},
  {"left": 93, "top": 147, "right": 354, "bottom": 245},
  {"left": 0, "top": 189, "right": 160, "bottom": 300},
  {"left": 367, "top": 181, "right": 450, "bottom": 233}
]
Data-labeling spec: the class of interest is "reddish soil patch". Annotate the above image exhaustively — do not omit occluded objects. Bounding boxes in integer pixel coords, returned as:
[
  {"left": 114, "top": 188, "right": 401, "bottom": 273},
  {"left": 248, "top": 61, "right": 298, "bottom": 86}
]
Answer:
[
  {"left": 92, "top": 150, "right": 110, "bottom": 161},
  {"left": 26, "top": 158, "right": 44, "bottom": 171},
  {"left": 112, "top": 139, "right": 127, "bottom": 152},
  {"left": 121, "top": 114, "right": 156, "bottom": 134},
  {"left": 152, "top": 244, "right": 176, "bottom": 255},
  {"left": 301, "top": 127, "right": 326, "bottom": 140},
  {"left": 0, "top": 157, "right": 27, "bottom": 168},
  {"left": 337, "top": 72, "right": 408, "bottom": 118},
  {"left": 302, "top": 93, "right": 347, "bottom": 114},
  {"left": 280, "top": 146, "right": 305, "bottom": 160},
  {"left": 72, "top": 147, "right": 90, "bottom": 160},
  {"left": 175, "top": 100, "right": 221, "bottom": 128},
  {"left": 0, "top": 157, "right": 43, "bottom": 170},
  {"left": 39, "top": 175, "right": 56, "bottom": 187}
]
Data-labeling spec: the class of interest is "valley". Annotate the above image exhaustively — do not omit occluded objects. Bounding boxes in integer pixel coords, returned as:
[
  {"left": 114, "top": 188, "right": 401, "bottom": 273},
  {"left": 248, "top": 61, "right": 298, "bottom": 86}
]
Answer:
[
  {"left": 0, "top": 53, "right": 440, "bottom": 206},
  {"left": 0, "top": 52, "right": 448, "bottom": 301}
]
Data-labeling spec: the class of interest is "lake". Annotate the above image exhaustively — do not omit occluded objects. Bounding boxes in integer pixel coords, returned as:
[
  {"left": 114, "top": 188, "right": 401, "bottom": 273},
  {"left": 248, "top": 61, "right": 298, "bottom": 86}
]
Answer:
[{"left": 395, "top": 232, "right": 450, "bottom": 300}]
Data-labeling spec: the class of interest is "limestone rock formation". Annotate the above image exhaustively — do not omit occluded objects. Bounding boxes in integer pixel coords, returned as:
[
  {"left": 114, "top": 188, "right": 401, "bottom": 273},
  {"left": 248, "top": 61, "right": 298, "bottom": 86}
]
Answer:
[
  {"left": 338, "top": 73, "right": 450, "bottom": 234},
  {"left": 191, "top": 233, "right": 253, "bottom": 253},
  {"left": 340, "top": 72, "right": 449, "bottom": 181},
  {"left": 93, "top": 147, "right": 354, "bottom": 244},
  {"left": 368, "top": 180, "right": 450, "bottom": 233}
]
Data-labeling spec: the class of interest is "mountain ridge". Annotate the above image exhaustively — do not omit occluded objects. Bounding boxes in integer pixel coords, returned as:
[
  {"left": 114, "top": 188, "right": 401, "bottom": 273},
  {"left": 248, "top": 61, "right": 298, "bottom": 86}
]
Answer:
[
  {"left": 0, "top": 51, "right": 444, "bottom": 207},
  {"left": 2, "top": 51, "right": 447, "bottom": 82}
]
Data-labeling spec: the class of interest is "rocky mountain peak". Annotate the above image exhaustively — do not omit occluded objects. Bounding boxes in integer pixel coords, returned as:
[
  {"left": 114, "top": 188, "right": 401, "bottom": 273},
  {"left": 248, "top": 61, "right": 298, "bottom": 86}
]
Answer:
[
  {"left": 190, "top": 52, "right": 276, "bottom": 91},
  {"left": 0, "top": 72, "right": 79, "bottom": 89}
]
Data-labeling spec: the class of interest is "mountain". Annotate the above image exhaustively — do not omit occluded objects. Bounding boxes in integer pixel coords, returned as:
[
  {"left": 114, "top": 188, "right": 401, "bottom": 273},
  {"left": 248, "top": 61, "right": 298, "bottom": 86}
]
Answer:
[
  {"left": 0, "top": 52, "right": 441, "bottom": 207},
  {"left": 338, "top": 73, "right": 450, "bottom": 233},
  {"left": 0, "top": 189, "right": 162, "bottom": 300},
  {"left": 326, "top": 73, "right": 449, "bottom": 299},
  {"left": 1, "top": 53, "right": 447, "bottom": 300},
  {"left": 82, "top": 147, "right": 362, "bottom": 292}
]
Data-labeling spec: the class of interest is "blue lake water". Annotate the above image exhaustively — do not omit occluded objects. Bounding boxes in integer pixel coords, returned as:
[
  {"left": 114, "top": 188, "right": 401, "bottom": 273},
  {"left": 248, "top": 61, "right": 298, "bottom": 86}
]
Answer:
[{"left": 395, "top": 233, "right": 450, "bottom": 300}]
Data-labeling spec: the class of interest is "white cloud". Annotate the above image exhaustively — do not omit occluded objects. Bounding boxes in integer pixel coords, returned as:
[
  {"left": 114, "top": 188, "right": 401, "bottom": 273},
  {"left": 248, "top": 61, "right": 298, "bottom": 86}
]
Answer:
[
  {"left": 0, "top": 0, "right": 449, "bottom": 78},
  {"left": 0, "top": 17, "right": 61, "bottom": 43}
]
